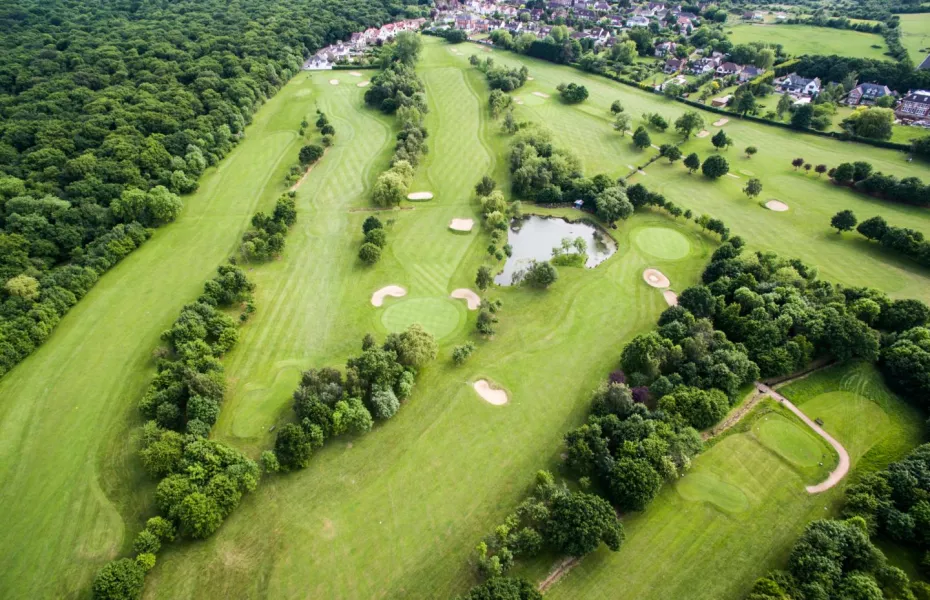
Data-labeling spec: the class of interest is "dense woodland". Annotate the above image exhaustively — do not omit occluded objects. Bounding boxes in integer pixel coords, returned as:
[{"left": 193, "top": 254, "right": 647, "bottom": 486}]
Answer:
[{"left": 0, "top": 0, "right": 407, "bottom": 379}]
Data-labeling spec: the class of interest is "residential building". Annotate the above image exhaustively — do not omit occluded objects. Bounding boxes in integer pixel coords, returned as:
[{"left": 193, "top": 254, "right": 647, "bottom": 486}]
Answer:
[
  {"left": 738, "top": 65, "right": 764, "bottom": 82},
  {"left": 716, "top": 62, "right": 742, "bottom": 77},
  {"left": 655, "top": 41, "right": 678, "bottom": 57},
  {"left": 664, "top": 58, "right": 686, "bottom": 74},
  {"left": 775, "top": 73, "right": 822, "bottom": 96},
  {"left": 918, "top": 55, "right": 930, "bottom": 71},
  {"left": 896, "top": 90, "right": 930, "bottom": 122},
  {"left": 846, "top": 83, "right": 893, "bottom": 106},
  {"left": 626, "top": 15, "right": 650, "bottom": 27}
]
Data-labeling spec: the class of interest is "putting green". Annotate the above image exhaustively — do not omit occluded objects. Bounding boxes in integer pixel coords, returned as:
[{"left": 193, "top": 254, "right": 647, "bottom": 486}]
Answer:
[
  {"left": 676, "top": 471, "right": 750, "bottom": 513},
  {"left": 380, "top": 297, "right": 463, "bottom": 339},
  {"left": 633, "top": 227, "right": 692, "bottom": 260},
  {"left": 755, "top": 414, "right": 824, "bottom": 467}
]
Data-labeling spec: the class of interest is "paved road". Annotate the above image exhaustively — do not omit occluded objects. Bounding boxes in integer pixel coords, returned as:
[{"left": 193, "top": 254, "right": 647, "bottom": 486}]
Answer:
[{"left": 757, "top": 383, "right": 850, "bottom": 493}]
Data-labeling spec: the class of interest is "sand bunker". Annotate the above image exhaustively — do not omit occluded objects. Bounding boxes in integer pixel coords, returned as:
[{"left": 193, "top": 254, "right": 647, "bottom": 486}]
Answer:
[
  {"left": 349, "top": 71, "right": 362, "bottom": 77},
  {"left": 643, "top": 269, "right": 671, "bottom": 288},
  {"left": 329, "top": 79, "right": 339, "bottom": 85},
  {"left": 371, "top": 285, "right": 407, "bottom": 307},
  {"left": 451, "top": 288, "right": 481, "bottom": 310},
  {"left": 713, "top": 118, "right": 729, "bottom": 127},
  {"left": 357, "top": 81, "right": 370, "bottom": 88},
  {"left": 765, "top": 200, "right": 789, "bottom": 212},
  {"left": 474, "top": 380, "right": 508, "bottom": 405},
  {"left": 527, "top": 76, "right": 535, "bottom": 80},
  {"left": 449, "top": 218, "right": 474, "bottom": 232},
  {"left": 407, "top": 191, "right": 433, "bottom": 200},
  {"left": 532, "top": 91, "right": 550, "bottom": 98},
  {"left": 695, "top": 130, "right": 710, "bottom": 138},
  {"left": 726, "top": 173, "right": 740, "bottom": 179},
  {"left": 663, "top": 290, "right": 678, "bottom": 306}
]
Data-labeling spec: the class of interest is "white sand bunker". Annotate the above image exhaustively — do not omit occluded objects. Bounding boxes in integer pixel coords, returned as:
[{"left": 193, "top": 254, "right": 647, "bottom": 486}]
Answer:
[
  {"left": 474, "top": 380, "right": 508, "bottom": 405},
  {"left": 663, "top": 290, "right": 678, "bottom": 306},
  {"left": 532, "top": 91, "right": 550, "bottom": 98},
  {"left": 695, "top": 130, "right": 710, "bottom": 138},
  {"left": 451, "top": 288, "right": 481, "bottom": 310},
  {"left": 371, "top": 285, "right": 407, "bottom": 307},
  {"left": 407, "top": 191, "right": 433, "bottom": 200},
  {"left": 765, "top": 200, "right": 789, "bottom": 212},
  {"left": 515, "top": 98, "right": 524, "bottom": 105},
  {"left": 449, "top": 218, "right": 474, "bottom": 232},
  {"left": 329, "top": 79, "right": 339, "bottom": 85},
  {"left": 357, "top": 81, "right": 370, "bottom": 88},
  {"left": 726, "top": 173, "right": 740, "bottom": 179},
  {"left": 643, "top": 269, "right": 671, "bottom": 288},
  {"left": 349, "top": 71, "right": 362, "bottom": 77},
  {"left": 713, "top": 118, "right": 729, "bottom": 127},
  {"left": 527, "top": 76, "right": 535, "bottom": 80}
]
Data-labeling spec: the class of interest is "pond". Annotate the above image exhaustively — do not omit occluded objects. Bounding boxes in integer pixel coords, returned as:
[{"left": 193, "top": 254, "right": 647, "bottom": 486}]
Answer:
[{"left": 494, "top": 215, "right": 617, "bottom": 286}]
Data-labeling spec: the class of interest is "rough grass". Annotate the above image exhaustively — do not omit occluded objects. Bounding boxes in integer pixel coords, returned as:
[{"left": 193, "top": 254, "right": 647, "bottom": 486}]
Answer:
[
  {"left": 899, "top": 13, "right": 930, "bottom": 64},
  {"left": 540, "top": 362, "right": 923, "bottom": 600},
  {"left": 723, "top": 23, "right": 889, "bottom": 60}
]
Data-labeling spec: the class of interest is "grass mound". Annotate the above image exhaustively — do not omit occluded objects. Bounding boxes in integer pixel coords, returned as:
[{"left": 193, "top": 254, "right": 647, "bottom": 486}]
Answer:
[
  {"left": 633, "top": 227, "right": 692, "bottom": 260},
  {"left": 755, "top": 414, "right": 825, "bottom": 468},
  {"left": 380, "top": 297, "right": 462, "bottom": 339}
]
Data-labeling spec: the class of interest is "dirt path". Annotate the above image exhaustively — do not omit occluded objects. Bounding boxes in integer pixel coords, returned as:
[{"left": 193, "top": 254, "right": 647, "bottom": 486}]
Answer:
[
  {"left": 756, "top": 383, "right": 850, "bottom": 494},
  {"left": 538, "top": 557, "right": 580, "bottom": 593},
  {"left": 702, "top": 387, "right": 768, "bottom": 441}
]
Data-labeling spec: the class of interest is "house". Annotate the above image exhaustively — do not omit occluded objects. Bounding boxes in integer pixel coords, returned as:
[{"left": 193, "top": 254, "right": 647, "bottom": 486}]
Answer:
[
  {"left": 664, "top": 58, "right": 685, "bottom": 74},
  {"left": 918, "top": 54, "right": 930, "bottom": 71},
  {"left": 655, "top": 41, "right": 678, "bottom": 57},
  {"left": 633, "top": 7, "right": 656, "bottom": 17},
  {"left": 594, "top": 1, "right": 611, "bottom": 11},
  {"left": 846, "top": 83, "right": 893, "bottom": 106},
  {"left": 716, "top": 62, "right": 743, "bottom": 77},
  {"left": 606, "top": 14, "right": 625, "bottom": 27},
  {"left": 574, "top": 8, "right": 597, "bottom": 20},
  {"left": 302, "top": 55, "right": 331, "bottom": 70},
  {"left": 896, "top": 90, "right": 930, "bottom": 122},
  {"left": 711, "top": 95, "right": 732, "bottom": 107},
  {"left": 689, "top": 57, "right": 718, "bottom": 75},
  {"left": 677, "top": 17, "right": 693, "bottom": 33},
  {"left": 648, "top": 2, "right": 666, "bottom": 11},
  {"left": 588, "top": 27, "right": 611, "bottom": 45},
  {"left": 738, "top": 65, "right": 764, "bottom": 82},
  {"left": 626, "top": 15, "right": 650, "bottom": 27},
  {"left": 775, "top": 73, "right": 822, "bottom": 96}
]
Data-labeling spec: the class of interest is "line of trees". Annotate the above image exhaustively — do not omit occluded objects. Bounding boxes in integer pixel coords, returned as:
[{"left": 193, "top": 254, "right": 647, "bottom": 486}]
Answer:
[
  {"left": 272, "top": 325, "right": 437, "bottom": 471},
  {"left": 824, "top": 160, "right": 930, "bottom": 208},
  {"left": 0, "top": 0, "right": 398, "bottom": 385},
  {"left": 854, "top": 215, "right": 930, "bottom": 268},
  {"left": 471, "top": 55, "right": 529, "bottom": 92},
  {"left": 748, "top": 444, "right": 930, "bottom": 600},
  {"left": 240, "top": 193, "right": 297, "bottom": 262},
  {"left": 359, "top": 215, "right": 388, "bottom": 265}
]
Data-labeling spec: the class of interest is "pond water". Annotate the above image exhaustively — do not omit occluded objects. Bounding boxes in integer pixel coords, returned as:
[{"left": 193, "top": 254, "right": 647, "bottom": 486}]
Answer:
[{"left": 494, "top": 215, "right": 617, "bottom": 286}]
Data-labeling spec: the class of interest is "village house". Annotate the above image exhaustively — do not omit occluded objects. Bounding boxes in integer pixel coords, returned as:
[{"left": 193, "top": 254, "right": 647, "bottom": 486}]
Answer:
[
  {"left": 574, "top": 7, "right": 597, "bottom": 20},
  {"left": 896, "top": 90, "right": 930, "bottom": 122},
  {"left": 716, "top": 62, "right": 743, "bottom": 77},
  {"left": 689, "top": 56, "right": 719, "bottom": 75},
  {"left": 677, "top": 17, "right": 693, "bottom": 33},
  {"left": 846, "top": 83, "right": 893, "bottom": 106},
  {"left": 711, "top": 94, "right": 732, "bottom": 107},
  {"left": 626, "top": 15, "right": 650, "bottom": 27},
  {"left": 664, "top": 58, "right": 686, "bottom": 74},
  {"left": 655, "top": 41, "right": 678, "bottom": 57},
  {"left": 775, "top": 73, "right": 822, "bottom": 96},
  {"left": 738, "top": 65, "right": 765, "bottom": 82}
]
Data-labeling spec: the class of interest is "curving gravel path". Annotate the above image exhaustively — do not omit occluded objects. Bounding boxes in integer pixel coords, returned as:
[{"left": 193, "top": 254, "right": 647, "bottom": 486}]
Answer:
[{"left": 756, "top": 383, "right": 850, "bottom": 494}]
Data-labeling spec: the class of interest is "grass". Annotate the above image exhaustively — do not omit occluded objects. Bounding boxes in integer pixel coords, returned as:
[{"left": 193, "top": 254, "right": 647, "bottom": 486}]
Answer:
[
  {"left": 898, "top": 13, "right": 930, "bottom": 64},
  {"left": 723, "top": 23, "right": 889, "bottom": 60},
  {"left": 540, "top": 362, "right": 923, "bottom": 599},
  {"left": 2, "top": 35, "right": 929, "bottom": 600}
]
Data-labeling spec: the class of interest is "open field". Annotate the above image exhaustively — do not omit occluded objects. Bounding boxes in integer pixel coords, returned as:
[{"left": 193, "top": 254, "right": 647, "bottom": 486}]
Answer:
[
  {"left": 0, "top": 74, "right": 322, "bottom": 598},
  {"left": 723, "top": 23, "right": 889, "bottom": 60},
  {"left": 898, "top": 12, "right": 930, "bottom": 64},
  {"left": 142, "top": 39, "right": 717, "bottom": 598},
  {"left": 540, "top": 362, "right": 923, "bottom": 599},
  {"left": 3, "top": 35, "right": 930, "bottom": 600}
]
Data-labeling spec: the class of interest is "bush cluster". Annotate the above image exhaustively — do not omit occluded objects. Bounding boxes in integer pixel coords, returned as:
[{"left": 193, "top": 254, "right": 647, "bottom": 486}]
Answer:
[
  {"left": 829, "top": 160, "right": 930, "bottom": 207},
  {"left": 857, "top": 215, "right": 930, "bottom": 268},
  {"left": 240, "top": 194, "right": 297, "bottom": 261},
  {"left": 358, "top": 216, "right": 387, "bottom": 265}
]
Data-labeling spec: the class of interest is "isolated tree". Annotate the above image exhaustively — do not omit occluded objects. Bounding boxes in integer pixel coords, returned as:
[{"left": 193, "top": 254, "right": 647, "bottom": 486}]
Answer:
[
  {"left": 743, "top": 178, "right": 763, "bottom": 199},
  {"left": 791, "top": 158, "right": 805, "bottom": 171},
  {"left": 831, "top": 210, "right": 858, "bottom": 233},
  {"left": 814, "top": 164, "right": 828, "bottom": 177},
  {"left": 776, "top": 93, "right": 793, "bottom": 118},
  {"left": 610, "top": 100, "right": 624, "bottom": 115},
  {"left": 662, "top": 145, "right": 682, "bottom": 163},
  {"left": 613, "top": 113, "right": 632, "bottom": 135},
  {"left": 522, "top": 261, "right": 558, "bottom": 288},
  {"left": 803, "top": 163, "right": 812, "bottom": 174},
  {"left": 452, "top": 343, "right": 476, "bottom": 365},
  {"left": 476, "top": 266, "right": 493, "bottom": 291},
  {"left": 675, "top": 111, "right": 705, "bottom": 139},
  {"left": 372, "top": 171, "right": 407, "bottom": 206},
  {"left": 632, "top": 126, "right": 652, "bottom": 150},
  {"left": 701, "top": 155, "right": 729, "bottom": 179},
  {"left": 745, "top": 146, "right": 758, "bottom": 158},
  {"left": 684, "top": 152, "right": 701, "bottom": 174},
  {"left": 711, "top": 129, "right": 731, "bottom": 151}
]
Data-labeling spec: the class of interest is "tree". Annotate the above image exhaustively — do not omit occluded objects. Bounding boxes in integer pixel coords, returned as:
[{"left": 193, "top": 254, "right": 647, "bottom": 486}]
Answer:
[
  {"left": 711, "top": 129, "right": 731, "bottom": 151},
  {"left": 393, "top": 32, "right": 423, "bottom": 65},
  {"left": 520, "top": 261, "right": 558, "bottom": 288},
  {"left": 833, "top": 162, "right": 855, "bottom": 184},
  {"left": 358, "top": 243, "right": 382, "bottom": 265},
  {"left": 743, "top": 178, "right": 763, "bottom": 199},
  {"left": 659, "top": 386, "right": 729, "bottom": 429},
  {"left": 558, "top": 83, "right": 589, "bottom": 103},
  {"left": 684, "top": 152, "right": 701, "bottom": 174},
  {"left": 735, "top": 91, "right": 757, "bottom": 116},
  {"left": 776, "top": 93, "right": 793, "bottom": 119},
  {"left": 675, "top": 111, "right": 705, "bottom": 139},
  {"left": 595, "top": 187, "right": 633, "bottom": 223},
  {"left": 613, "top": 113, "right": 632, "bottom": 135},
  {"left": 394, "top": 324, "right": 438, "bottom": 368},
  {"left": 857, "top": 216, "right": 888, "bottom": 240},
  {"left": 4, "top": 274, "right": 39, "bottom": 300},
  {"left": 815, "top": 164, "right": 828, "bottom": 177},
  {"left": 458, "top": 577, "right": 542, "bottom": 600},
  {"left": 610, "top": 100, "right": 624, "bottom": 114},
  {"left": 372, "top": 171, "right": 407, "bottom": 207},
  {"left": 632, "top": 126, "right": 652, "bottom": 150},
  {"left": 274, "top": 423, "right": 318, "bottom": 470},
  {"left": 92, "top": 558, "right": 146, "bottom": 600},
  {"left": 363, "top": 216, "right": 383, "bottom": 235},
  {"left": 661, "top": 144, "right": 682, "bottom": 163},
  {"left": 299, "top": 144, "right": 324, "bottom": 165},
  {"left": 452, "top": 343, "right": 476, "bottom": 365},
  {"left": 476, "top": 176, "right": 497, "bottom": 196},
  {"left": 791, "top": 104, "right": 814, "bottom": 129},
  {"left": 791, "top": 158, "right": 805, "bottom": 171},
  {"left": 545, "top": 491, "right": 624, "bottom": 556},
  {"left": 842, "top": 107, "right": 894, "bottom": 140},
  {"left": 701, "top": 155, "right": 729, "bottom": 179},
  {"left": 608, "top": 457, "right": 662, "bottom": 510},
  {"left": 476, "top": 266, "right": 493, "bottom": 291}
]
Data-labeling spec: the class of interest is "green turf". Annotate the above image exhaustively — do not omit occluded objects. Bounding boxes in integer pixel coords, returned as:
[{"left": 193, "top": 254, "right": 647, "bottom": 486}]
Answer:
[
  {"left": 898, "top": 13, "right": 930, "bottom": 64},
  {"left": 755, "top": 413, "right": 828, "bottom": 467},
  {"left": 723, "top": 23, "right": 889, "bottom": 60},
  {"left": 541, "top": 362, "right": 922, "bottom": 600},
  {"left": 632, "top": 226, "right": 693, "bottom": 260},
  {"left": 380, "top": 297, "right": 464, "bottom": 339}
]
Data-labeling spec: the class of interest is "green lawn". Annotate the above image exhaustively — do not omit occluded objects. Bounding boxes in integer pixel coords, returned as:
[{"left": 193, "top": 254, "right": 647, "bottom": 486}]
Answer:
[
  {"left": 2, "top": 35, "right": 930, "bottom": 600},
  {"left": 898, "top": 12, "right": 930, "bottom": 64},
  {"left": 723, "top": 23, "right": 889, "bottom": 60},
  {"left": 540, "top": 362, "right": 923, "bottom": 599}
]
